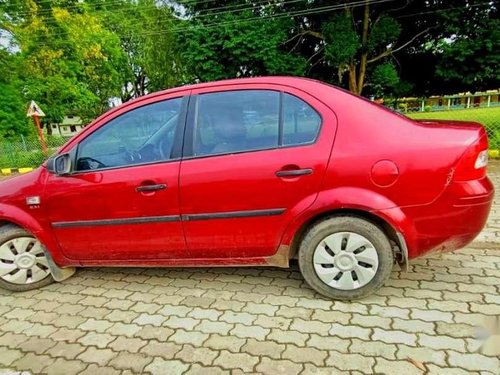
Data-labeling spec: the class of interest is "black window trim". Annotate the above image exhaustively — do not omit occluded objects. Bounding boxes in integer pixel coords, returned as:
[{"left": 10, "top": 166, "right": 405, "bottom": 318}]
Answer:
[
  {"left": 182, "top": 89, "right": 323, "bottom": 160},
  {"left": 69, "top": 95, "right": 190, "bottom": 175}
]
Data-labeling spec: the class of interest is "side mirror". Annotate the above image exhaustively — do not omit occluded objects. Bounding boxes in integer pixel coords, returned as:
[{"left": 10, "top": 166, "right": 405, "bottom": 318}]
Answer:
[{"left": 48, "top": 154, "right": 72, "bottom": 176}]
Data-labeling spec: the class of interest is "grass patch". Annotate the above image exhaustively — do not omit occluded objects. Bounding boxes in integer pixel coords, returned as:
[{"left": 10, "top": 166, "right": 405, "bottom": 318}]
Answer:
[
  {"left": 0, "top": 136, "right": 68, "bottom": 169},
  {"left": 407, "top": 107, "right": 500, "bottom": 149}
]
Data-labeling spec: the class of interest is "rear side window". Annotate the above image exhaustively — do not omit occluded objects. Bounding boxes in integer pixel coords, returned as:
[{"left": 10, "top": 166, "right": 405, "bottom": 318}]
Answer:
[
  {"left": 194, "top": 90, "right": 280, "bottom": 156},
  {"left": 192, "top": 90, "right": 321, "bottom": 157},
  {"left": 283, "top": 94, "right": 321, "bottom": 146}
]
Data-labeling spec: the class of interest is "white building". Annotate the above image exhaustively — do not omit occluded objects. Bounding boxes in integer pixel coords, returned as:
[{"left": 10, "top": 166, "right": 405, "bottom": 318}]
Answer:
[{"left": 49, "top": 116, "right": 85, "bottom": 136}]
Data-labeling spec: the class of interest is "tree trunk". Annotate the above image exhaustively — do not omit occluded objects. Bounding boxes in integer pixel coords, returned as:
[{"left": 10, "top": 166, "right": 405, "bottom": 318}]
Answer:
[
  {"left": 348, "top": 62, "right": 358, "bottom": 94},
  {"left": 46, "top": 121, "right": 52, "bottom": 136},
  {"left": 356, "top": 2, "right": 370, "bottom": 96}
]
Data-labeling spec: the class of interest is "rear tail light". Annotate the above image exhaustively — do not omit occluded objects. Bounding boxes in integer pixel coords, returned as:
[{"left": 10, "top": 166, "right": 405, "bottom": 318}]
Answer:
[
  {"left": 454, "top": 134, "right": 488, "bottom": 181},
  {"left": 474, "top": 150, "right": 488, "bottom": 169}
]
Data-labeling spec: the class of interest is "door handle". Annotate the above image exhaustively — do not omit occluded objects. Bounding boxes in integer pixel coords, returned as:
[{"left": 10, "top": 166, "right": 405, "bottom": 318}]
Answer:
[
  {"left": 275, "top": 168, "right": 313, "bottom": 177},
  {"left": 135, "top": 184, "right": 167, "bottom": 193}
]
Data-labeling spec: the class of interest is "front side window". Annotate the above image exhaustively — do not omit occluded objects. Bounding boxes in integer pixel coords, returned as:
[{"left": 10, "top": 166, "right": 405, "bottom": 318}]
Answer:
[
  {"left": 194, "top": 90, "right": 280, "bottom": 156},
  {"left": 76, "top": 98, "right": 182, "bottom": 171}
]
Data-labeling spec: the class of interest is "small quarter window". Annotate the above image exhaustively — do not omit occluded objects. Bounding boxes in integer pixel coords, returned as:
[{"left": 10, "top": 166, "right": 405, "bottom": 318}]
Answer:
[{"left": 282, "top": 94, "right": 321, "bottom": 146}]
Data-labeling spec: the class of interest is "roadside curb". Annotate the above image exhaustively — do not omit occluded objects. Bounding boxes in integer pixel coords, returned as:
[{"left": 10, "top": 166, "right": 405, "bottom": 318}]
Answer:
[{"left": 1, "top": 167, "right": 34, "bottom": 175}]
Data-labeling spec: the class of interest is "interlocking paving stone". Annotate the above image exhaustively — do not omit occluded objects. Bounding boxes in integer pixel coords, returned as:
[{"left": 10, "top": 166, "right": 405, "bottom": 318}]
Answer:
[
  {"left": 42, "top": 357, "right": 88, "bottom": 374},
  {"left": 204, "top": 334, "right": 246, "bottom": 352},
  {"left": 213, "top": 350, "right": 259, "bottom": 372},
  {"left": 281, "top": 345, "right": 327, "bottom": 366},
  {"left": 0, "top": 348, "right": 24, "bottom": 366},
  {"left": 45, "top": 342, "right": 87, "bottom": 360},
  {"left": 0, "top": 162, "right": 499, "bottom": 374},
  {"left": 189, "top": 363, "right": 230, "bottom": 375},
  {"left": 108, "top": 352, "right": 152, "bottom": 372},
  {"left": 143, "top": 358, "right": 190, "bottom": 374},
  {"left": 138, "top": 340, "right": 181, "bottom": 359},
  {"left": 241, "top": 339, "right": 286, "bottom": 360},
  {"left": 349, "top": 338, "right": 397, "bottom": 360},
  {"left": 11, "top": 353, "right": 55, "bottom": 374},
  {"left": 374, "top": 358, "right": 423, "bottom": 375},
  {"left": 76, "top": 347, "right": 117, "bottom": 366},
  {"left": 78, "top": 363, "right": 121, "bottom": 375},
  {"left": 255, "top": 357, "right": 303, "bottom": 374},
  {"left": 174, "top": 344, "right": 219, "bottom": 366},
  {"left": 325, "top": 351, "right": 375, "bottom": 372}
]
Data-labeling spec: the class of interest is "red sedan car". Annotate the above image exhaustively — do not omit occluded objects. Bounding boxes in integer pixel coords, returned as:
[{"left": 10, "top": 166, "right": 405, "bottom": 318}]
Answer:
[{"left": 0, "top": 77, "right": 493, "bottom": 299}]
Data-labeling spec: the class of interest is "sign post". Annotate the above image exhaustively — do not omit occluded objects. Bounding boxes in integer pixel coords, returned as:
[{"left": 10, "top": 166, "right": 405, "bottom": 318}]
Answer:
[{"left": 26, "top": 100, "right": 48, "bottom": 156}]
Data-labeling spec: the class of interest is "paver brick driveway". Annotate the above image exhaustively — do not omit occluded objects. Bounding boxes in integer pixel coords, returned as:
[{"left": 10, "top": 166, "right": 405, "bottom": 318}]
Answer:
[{"left": 1, "top": 163, "right": 499, "bottom": 374}]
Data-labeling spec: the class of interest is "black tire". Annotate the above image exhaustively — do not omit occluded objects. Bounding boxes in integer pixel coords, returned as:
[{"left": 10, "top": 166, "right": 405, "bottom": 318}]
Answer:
[
  {"left": 0, "top": 224, "right": 54, "bottom": 292},
  {"left": 298, "top": 216, "right": 394, "bottom": 300}
]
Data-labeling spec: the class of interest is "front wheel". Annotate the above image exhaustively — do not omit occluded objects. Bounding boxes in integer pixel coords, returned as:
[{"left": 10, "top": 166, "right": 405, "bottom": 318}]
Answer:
[
  {"left": 298, "top": 216, "right": 394, "bottom": 300},
  {"left": 0, "top": 224, "right": 54, "bottom": 292}
]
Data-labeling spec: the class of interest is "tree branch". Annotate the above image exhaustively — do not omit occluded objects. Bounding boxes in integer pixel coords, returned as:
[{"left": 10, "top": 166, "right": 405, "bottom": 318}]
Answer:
[
  {"left": 367, "top": 27, "right": 432, "bottom": 64},
  {"left": 307, "top": 46, "right": 325, "bottom": 63},
  {"left": 284, "top": 30, "right": 324, "bottom": 45}
]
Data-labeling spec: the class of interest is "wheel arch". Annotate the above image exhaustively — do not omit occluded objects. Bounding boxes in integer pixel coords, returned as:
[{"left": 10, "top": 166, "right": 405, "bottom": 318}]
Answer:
[
  {"left": 287, "top": 208, "right": 406, "bottom": 267},
  {"left": 0, "top": 204, "right": 72, "bottom": 269},
  {"left": 0, "top": 216, "right": 76, "bottom": 282}
]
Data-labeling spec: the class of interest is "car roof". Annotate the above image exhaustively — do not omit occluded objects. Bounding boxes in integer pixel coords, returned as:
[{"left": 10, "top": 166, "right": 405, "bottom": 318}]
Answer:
[{"left": 148, "top": 76, "right": 323, "bottom": 97}]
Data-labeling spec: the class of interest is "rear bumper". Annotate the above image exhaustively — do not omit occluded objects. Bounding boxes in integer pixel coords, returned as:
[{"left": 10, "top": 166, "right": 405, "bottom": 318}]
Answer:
[{"left": 376, "top": 176, "right": 494, "bottom": 259}]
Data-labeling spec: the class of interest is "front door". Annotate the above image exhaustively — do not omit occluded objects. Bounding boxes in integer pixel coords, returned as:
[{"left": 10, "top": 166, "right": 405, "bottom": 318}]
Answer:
[
  {"left": 179, "top": 86, "right": 337, "bottom": 259},
  {"left": 44, "top": 96, "right": 189, "bottom": 261}
]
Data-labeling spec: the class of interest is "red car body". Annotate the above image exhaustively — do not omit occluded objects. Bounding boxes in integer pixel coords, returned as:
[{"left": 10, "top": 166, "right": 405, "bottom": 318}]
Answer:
[{"left": 0, "top": 77, "right": 494, "bottom": 270}]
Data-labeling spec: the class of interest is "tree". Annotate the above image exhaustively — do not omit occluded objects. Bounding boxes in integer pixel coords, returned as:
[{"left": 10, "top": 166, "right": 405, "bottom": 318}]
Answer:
[
  {"left": 435, "top": 3, "right": 499, "bottom": 92},
  {"left": 178, "top": 2, "right": 307, "bottom": 83},
  {"left": 0, "top": 50, "right": 31, "bottom": 137},
  {"left": 289, "top": 1, "right": 432, "bottom": 96},
  {"left": 91, "top": 0, "right": 185, "bottom": 101},
  {"left": 3, "top": 0, "right": 126, "bottom": 129}
]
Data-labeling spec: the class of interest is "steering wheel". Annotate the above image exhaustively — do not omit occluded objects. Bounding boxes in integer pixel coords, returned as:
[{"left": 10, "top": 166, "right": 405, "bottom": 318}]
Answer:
[
  {"left": 124, "top": 150, "right": 142, "bottom": 163},
  {"left": 77, "top": 157, "right": 106, "bottom": 171}
]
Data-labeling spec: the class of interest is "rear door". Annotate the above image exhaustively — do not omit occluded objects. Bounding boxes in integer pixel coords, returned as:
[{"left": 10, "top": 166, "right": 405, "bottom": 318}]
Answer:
[{"left": 179, "top": 85, "right": 337, "bottom": 259}]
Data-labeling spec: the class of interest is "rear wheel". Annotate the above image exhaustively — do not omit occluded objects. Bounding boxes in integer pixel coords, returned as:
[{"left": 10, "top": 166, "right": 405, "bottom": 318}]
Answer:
[
  {"left": 0, "top": 225, "right": 54, "bottom": 292},
  {"left": 298, "top": 216, "right": 394, "bottom": 300}
]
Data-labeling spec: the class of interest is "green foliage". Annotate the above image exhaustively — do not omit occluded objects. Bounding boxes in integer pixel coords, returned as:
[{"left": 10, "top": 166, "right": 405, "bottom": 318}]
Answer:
[
  {"left": 179, "top": 10, "right": 307, "bottom": 82},
  {"left": 0, "top": 0, "right": 498, "bottom": 141},
  {"left": 95, "top": 0, "right": 184, "bottom": 98},
  {"left": 12, "top": 3, "right": 126, "bottom": 124},
  {"left": 0, "top": 51, "right": 31, "bottom": 137},
  {"left": 367, "top": 16, "right": 401, "bottom": 51},
  {"left": 323, "top": 15, "right": 360, "bottom": 67},
  {"left": 0, "top": 135, "right": 67, "bottom": 168},
  {"left": 436, "top": 17, "right": 499, "bottom": 91},
  {"left": 397, "top": 103, "right": 408, "bottom": 113},
  {"left": 371, "top": 62, "right": 400, "bottom": 97}
]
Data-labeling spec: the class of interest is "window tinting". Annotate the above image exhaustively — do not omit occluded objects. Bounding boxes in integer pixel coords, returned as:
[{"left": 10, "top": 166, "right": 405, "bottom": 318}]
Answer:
[
  {"left": 283, "top": 94, "right": 321, "bottom": 146},
  {"left": 76, "top": 98, "right": 182, "bottom": 171},
  {"left": 194, "top": 90, "right": 280, "bottom": 156}
]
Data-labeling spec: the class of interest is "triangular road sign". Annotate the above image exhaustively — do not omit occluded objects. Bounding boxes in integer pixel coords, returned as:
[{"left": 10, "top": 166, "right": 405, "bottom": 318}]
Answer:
[{"left": 26, "top": 100, "right": 46, "bottom": 117}]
